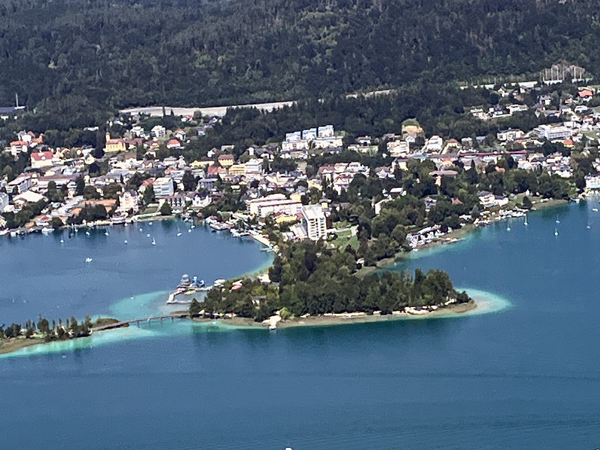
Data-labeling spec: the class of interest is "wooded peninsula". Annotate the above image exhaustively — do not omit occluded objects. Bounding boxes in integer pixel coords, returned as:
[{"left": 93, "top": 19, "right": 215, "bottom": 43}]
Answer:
[{"left": 193, "top": 240, "right": 472, "bottom": 324}]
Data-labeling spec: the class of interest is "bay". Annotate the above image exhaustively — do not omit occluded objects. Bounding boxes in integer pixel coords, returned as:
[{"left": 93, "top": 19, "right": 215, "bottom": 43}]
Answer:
[{"left": 1, "top": 203, "right": 600, "bottom": 449}]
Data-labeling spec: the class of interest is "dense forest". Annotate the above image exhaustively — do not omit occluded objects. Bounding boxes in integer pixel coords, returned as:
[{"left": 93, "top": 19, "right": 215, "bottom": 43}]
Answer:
[
  {"left": 198, "top": 240, "right": 470, "bottom": 321},
  {"left": 1, "top": 0, "right": 599, "bottom": 121}
]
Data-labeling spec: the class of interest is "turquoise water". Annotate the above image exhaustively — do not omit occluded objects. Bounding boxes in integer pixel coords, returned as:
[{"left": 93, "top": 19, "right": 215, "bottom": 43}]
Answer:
[{"left": 2, "top": 206, "right": 600, "bottom": 448}]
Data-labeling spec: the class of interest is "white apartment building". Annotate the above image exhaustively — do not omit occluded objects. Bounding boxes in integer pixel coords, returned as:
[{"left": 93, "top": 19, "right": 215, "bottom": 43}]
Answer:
[
  {"left": 302, "top": 205, "right": 327, "bottom": 241},
  {"left": 585, "top": 175, "right": 600, "bottom": 190},
  {"left": 247, "top": 194, "right": 303, "bottom": 218},
  {"left": 318, "top": 125, "right": 334, "bottom": 138},
  {"left": 153, "top": 177, "right": 175, "bottom": 198},
  {"left": 535, "top": 124, "right": 573, "bottom": 140},
  {"left": 302, "top": 128, "right": 317, "bottom": 140},
  {"left": 244, "top": 158, "right": 263, "bottom": 175},
  {"left": 497, "top": 128, "right": 524, "bottom": 142}
]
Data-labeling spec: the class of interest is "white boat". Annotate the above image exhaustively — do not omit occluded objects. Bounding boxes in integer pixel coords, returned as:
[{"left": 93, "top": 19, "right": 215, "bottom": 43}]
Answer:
[
  {"left": 85, "top": 257, "right": 92, "bottom": 263},
  {"left": 177, "top": 232, "right": 182, "bottom": 237},
  {"left": 105, "top": 231, "right": 109, "bottom": 236},
  {"left": 124, "top": 240, "right": 128, "bottom": 244},
  {"left": 152, "top": 237, "right": 156, "bottom": 245},
  {"left": 524, "top": 215, "right": 528, "bottom": 226},
  {"left": 593, "top": 208, "right": 598, "bottom": 212},
  {"left": 556, "top": 215, "right": 560, "bottom": 224},
  {"left": 554, "top": 228, "right": 559, "bottom": 236},
  {"left": 41, "top": 227, "right": 53, "bottom": 235}
]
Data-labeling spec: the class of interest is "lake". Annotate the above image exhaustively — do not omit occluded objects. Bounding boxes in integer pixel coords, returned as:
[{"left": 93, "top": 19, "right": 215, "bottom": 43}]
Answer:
[{"left": 1, "top": 205, "right": 600, "bottom": 449}]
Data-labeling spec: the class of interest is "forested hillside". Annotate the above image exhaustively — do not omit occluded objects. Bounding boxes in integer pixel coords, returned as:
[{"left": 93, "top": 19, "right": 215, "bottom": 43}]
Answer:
[{"left": 0, "top": 0, "right": 599, "bottom": 112}]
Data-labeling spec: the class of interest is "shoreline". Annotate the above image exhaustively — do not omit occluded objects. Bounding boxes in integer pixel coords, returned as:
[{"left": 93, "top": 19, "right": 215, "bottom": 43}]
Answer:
[
  {"left": 0, "top": 337, "right": 45, "bottom": 355},
  {"left": 356, "top": 197, "right": 569, "bottom": 276},
  {"left": 193, "top": 298, "right": 483, "bottom": 330},
  {"left": 0, "top": 289, "right": 509, "bottom": 358}
]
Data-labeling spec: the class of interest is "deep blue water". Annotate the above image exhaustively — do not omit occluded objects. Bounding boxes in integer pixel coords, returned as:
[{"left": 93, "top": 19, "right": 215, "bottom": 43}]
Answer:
[{"left": 2, "top": 206, "right": 600, "bottom": 449}]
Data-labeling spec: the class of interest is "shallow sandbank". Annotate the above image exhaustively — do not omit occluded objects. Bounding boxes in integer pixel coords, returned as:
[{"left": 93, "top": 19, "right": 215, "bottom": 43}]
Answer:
[{"left": 0, "top": 337, "right": 45, "bottom": 355}]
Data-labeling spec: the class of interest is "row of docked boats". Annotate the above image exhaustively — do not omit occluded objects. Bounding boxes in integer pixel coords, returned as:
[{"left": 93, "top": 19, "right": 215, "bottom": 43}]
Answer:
[{"left": 205, "top": 217, "right": 249, "bottom": 237}]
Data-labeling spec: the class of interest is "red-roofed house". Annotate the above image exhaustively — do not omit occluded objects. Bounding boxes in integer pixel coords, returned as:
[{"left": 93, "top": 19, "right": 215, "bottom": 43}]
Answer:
[
  {"left": 578, "top": 89, "right": 594, "bottom": 100},
  {"left": 30, "top": 151, "right": 54, "bottom": 169},
  {"left": 206, "top": 164, "right": 221, "bottom": 178},
  {"left": 166, "top": 138, "right": 182, "bottom": 149}
]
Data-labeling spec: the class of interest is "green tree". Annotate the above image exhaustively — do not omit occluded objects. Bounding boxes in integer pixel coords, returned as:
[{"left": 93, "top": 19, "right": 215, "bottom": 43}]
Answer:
[
  {"left": 182, "top": 171, "right": 197, "bottom": 192},
  {"left": 159, "top": 201, "right": 172, "bottom": 216},
  {"left": 75, "top": 175, "right": 85, "bottom": 196},
  {"left": 143, "top": 185, "right": 156, "bottom": 205},
  {"left": 50, "top": 217, "right": 64, "bottom": 229},
  {"left": 189, "top": 298, "right": 202, "bottom": 316}
]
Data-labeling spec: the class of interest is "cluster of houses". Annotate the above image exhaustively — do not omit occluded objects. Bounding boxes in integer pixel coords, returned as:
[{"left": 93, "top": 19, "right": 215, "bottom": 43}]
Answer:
[{"left": 4, "top": 78, "right": 600, "bottom": 240}]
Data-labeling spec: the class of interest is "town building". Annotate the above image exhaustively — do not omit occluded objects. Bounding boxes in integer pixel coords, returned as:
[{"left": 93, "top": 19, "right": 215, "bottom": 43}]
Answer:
[
  {"left": 30, "top": 151, "right": 54, "bottom": 169},
  {"left": 535, "top": 124, "right": 572, "bottom": 140},
  {"left": 217, "top": 153, "right": 235, "bottom": 168},
  {"left": 105, "top": 133, "right": 127, "bottom": 153},
  {"left": 246, "top": 194, "right": 302, "bottom": 218},
  {"left": 301, "top": 205, "right": 327, "bottom": 241},
  {"left": 585, "top": 175, "right": 600, "bottom": 190},
  {"left": 153, "top": 177, "right": 175, "bottom": 198},
  {"left": 0, "top": 192, "right": 8, "bottom": 212},
  {"left": 497, "top": 128, "right": 524, "bottom": 142}
]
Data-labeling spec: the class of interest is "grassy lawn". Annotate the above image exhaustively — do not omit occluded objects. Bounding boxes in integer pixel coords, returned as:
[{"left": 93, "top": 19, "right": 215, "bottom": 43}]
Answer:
[
  {"left": 331, "top": 228, "right": 359, "bottom": 250},
  {"left": 142, "top": 205, "right": 159, "bottom": 214}
]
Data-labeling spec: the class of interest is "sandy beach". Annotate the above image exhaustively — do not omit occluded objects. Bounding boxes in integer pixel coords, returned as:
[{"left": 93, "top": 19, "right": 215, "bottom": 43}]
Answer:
[
  {"left": 192, "top": 298, "right": 481, "bottom": 330},
  {"left": 0, "top": 337, "right": 45, "bottom": 355}
]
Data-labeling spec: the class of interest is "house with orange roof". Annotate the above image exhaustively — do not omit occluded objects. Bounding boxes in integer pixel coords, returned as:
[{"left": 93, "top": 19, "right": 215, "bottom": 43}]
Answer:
[
  {"left": 166, "top": 138, "right": 182, "bottom": 149},
  {"left": 578, "top": 88, "right": 594, "bottom": 101}
]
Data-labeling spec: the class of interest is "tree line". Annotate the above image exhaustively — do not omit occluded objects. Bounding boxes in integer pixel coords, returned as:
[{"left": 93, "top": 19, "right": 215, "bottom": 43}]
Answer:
[{"left": 1, "top": 314, "right": 95, "bottom": 342}]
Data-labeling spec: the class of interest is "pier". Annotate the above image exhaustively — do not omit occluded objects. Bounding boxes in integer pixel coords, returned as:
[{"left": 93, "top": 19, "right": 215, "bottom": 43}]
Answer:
[{"left": 91, "top": 313, "right": 188, "bottom": 332}]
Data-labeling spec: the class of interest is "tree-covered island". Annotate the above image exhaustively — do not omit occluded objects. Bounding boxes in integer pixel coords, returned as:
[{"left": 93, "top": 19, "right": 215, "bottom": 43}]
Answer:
[{"left": 192, "top": 240, "right": 472, "bottom": 326}]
